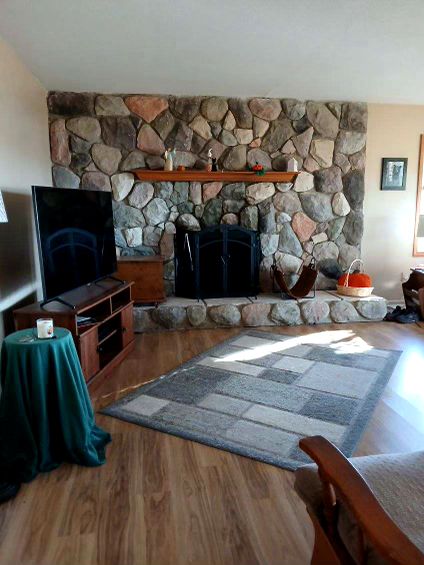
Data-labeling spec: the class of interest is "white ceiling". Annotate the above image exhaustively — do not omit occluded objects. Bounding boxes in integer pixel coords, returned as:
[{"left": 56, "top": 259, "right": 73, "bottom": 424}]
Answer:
[{"left": 1, "top": 0, "right": 424, "bottom": 103}]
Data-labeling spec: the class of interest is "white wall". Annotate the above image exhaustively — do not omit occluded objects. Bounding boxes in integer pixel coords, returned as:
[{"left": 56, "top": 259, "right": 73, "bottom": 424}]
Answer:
[
  {"left": 0, "top": 36, "right": 51, "bottom": 339},
  {"left": 363, "top": 104, "right": 424, "bottom": 301}
]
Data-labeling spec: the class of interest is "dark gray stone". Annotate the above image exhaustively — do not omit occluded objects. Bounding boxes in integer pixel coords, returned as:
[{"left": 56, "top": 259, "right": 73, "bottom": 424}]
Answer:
[
  {"left": 240, "top": 206, "right": 258, "bottom": 230},
  {"left": 299, "top": 192, "right": 334, "bottom": 222},
  {"left": 165, "top": 121, "right": 193, "bottom": 151},
  {"left": 52, "top": 165, "right": 80, "bottom": 188},
  {"left": 340, "top": 103, "right": 367, "bottom": 133},
  {"left": 152, "top": 110, "right": 176, "bottom": 140},
  {"left": 335, "top": 131, "right": 366, "bottom": 155},
  {"left": 146, "top": 155, "right": 165, "bottom": 169},
  {"left": 81, "top": 171, "right": 111, "bottom": 191},
  {"left": 202, "top": 199, "right": 223, "bottom": 227},
  {"left": 187, "top": 304, "right": 207, "bottom": 326},
  {"left": 101, "top": 117, "right": 136, "bottom": 151},
  {"left": 177, "top": 201, "right": 194, "bottom": 214},
  {"left": 199, "top": 139, "right": 226, "bottom": 162},
  {"left": 152, "top": 306, "right": 187, "bottom": 329},
  {"left": 209, "top": 305, "right": 241, "bottom": 326},
  {"left": 70, "top": 153, "right": 91, "bottom": 175},
  {"left": 220, "top": 183, "right": 246, "bottom": 200},
  {"left": 170, "top": 182, "right": 189, "bottom": 205},
  {"left": 121, "top": 150, "right": 146, "bottom": 171},
  {"left": 355, "top": 300, "right": 387, "bottom": 320},
  {"left": 222, "top": 145, "right": 247, "bottom": 170},
  {"left": 258, "top": 200, "right": 276, "bottom": 233},
  {"left": 223, "top": 200, "right": 244, "bottom": 214},
  {"left": 327, "top": 217, "right": 346, "bottom": 241},
  {"left": 228, "top": 98, "right": 253, "bottom": 128},
  {"left": 273, "top": 191, "right": 301, "bottom": 215},
  {"left": 70, "top": 135, "right": 91, "bottom": 153},
  {"left": 306, "top": 102, "right": 339, "bottom": 139},
  {"left": 317, "top": 258, "right": 343, "bottom": 279},
  {"left": 278, "top": 223, "right": 303, "bottom": 257},
  {"left": 261, "top": 117, "right": 295, "bottom": 153},
  {"left": 176, "top": 213, "right": 201, "bottom": 231},
  {"left": 247, "top": 148, "right": 272, "bottom": 170},
  {"left": 171, "top": 96, "right": 201, "bottom": 122},
  {"left": 154, "top": 181, "right": 173, "bottom": 199},
  {"left": 48, "top": 92, "right": 95, "bottom": 116},
  {"left": 343, "top": 170, "right": 365, "bottom": 211},
  {"left": 271, "top": 302, "right": 302, "bottom": 325},
  {"left": 143, "top": 198, "right": 169, "bottom": 225},
  {"left": 343, "top": 211, "right": 364, "bottom": 245},
  {"left": 314, "top": 166, "right": 343, "bottom": 193},
  {"left": 281, "top": 99, "right": 306, "bottom": 121}
]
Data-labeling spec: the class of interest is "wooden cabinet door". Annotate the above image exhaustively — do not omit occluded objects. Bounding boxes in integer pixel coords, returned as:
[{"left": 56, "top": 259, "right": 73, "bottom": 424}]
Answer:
[
  {"left": 120, "top": 304, "right": 134, "bottom": 348},
  {"left": 79, "top": 329, "right": 100, "bottom": 381}
]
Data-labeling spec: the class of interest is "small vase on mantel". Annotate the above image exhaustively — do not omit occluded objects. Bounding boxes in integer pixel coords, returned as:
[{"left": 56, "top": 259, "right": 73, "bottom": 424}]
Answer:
[{"left": 164, "top": 148, "right": 175, "bottom": 171}]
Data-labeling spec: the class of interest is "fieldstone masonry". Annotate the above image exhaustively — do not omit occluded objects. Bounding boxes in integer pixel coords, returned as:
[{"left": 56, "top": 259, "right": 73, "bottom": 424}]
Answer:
[{"left": 48, "top": 92, "right": 367, "bottom": 294}]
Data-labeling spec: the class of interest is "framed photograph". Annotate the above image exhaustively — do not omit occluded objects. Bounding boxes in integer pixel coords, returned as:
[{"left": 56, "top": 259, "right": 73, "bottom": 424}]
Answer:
[{"left": 381, "top": 157, "right": 408, "bottom": 191}]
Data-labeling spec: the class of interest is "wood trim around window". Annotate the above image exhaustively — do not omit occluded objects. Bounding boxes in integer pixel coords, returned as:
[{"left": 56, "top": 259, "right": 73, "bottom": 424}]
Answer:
[{"left": 413, "top": 134, "right": 424, "bottom": 256}]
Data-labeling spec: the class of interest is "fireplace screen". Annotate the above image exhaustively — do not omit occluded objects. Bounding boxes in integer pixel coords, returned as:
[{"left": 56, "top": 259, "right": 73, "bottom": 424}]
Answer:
[{"left": 174, "top": 225, "right": 260, "bottom": 299}]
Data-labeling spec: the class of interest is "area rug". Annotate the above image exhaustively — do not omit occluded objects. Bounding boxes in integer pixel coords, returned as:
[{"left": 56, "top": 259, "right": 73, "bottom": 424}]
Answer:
[{"left": 102, "top": 330, "right": 401, "bottom": 470}]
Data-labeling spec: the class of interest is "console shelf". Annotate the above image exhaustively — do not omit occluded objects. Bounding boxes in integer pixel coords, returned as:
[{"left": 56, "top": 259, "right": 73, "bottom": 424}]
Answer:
[{"left": 13, "top": 280, "right": 135, "bottom": 386}]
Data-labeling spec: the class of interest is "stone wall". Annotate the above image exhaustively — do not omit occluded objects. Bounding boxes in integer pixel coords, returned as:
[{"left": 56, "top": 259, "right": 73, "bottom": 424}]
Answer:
[{"left": 47, "top": 92, "right": 367, "bottom": 293}]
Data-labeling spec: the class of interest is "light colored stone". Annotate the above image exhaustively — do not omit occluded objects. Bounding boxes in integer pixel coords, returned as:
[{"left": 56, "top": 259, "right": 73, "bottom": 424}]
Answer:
[
  {"left": 276, "top": 183, "right": 293, "bottom": 192},
  {"left": 190, "top": 115, "right": 212, "bottom": 140},
  {"left": 350, "top": 150, "right": 366, "bottom": 171},
  {"left": 313, "top": 241, "right": 339, "bottom": 262},
  {"left": 246, "top": 182, "right": 275, "bottom": 204},
  {"left": 221, "top": 213, "right": 239, "bottom": 225},
  {"left": 292, "top": 212, "right": 317, "bottom": 242},
  {"left": 111, "top": 173, "right": 134, "bottom": 201},
  {"left": 276, "top": 212, "right": 292, "bottom": 223},
  {"left": 201, "top": 97, "right": 228, "bottom": 121},
  {"left": 203, "top": 182, "right": 222, "bottom": 202},
  {"left": 228, "top": 98, "right": 253, "bottom": 128},
  {"left": 67, "top": 117, "right": 100, "bottom": 142},
  {"left": 143, "top": 198, "right": 169, "bottom": 226},
  {"left": 187, "top": 305, "right": 207, "bottom": 327},
  {"left": 50, "top": 119, "right": 71, "bottom": 166},
  {"left": 330, "top": 301, "right": 360, "bottom": 323},
  {"left": 124, "top": 227, "right": 143, "bottom": 247},
  {"left": 275, "top": 252, "right": 303, "bottom": 273},
  {"left": 253, "top": 117, "right": 269, "bottom": 138},
  {"left": 282, "top": 99, "right": 306, "bottom": 121},
  {"left": 300, "top": 193, "right": 334, "bottom": 222},
  {"left": 249, "top": 98, "right": 281, "bottom": 121},
  {"left": 335, "top": 131, "right": 366, "bottom": 155},
  {"left": 91, "top": 143, "right": 121, "bottom": 175},
  {"left": 143, "top": 225, "right": 162, "bottom": 246},
  {"left": 223, "top": 110, "right": 236, "bottom": 131},
  {"left": 355, "top": 300, "right": 387, "bottom": 320},
  {"left": 274, "top": 191, "right": 301, "bottom": 214},
  {"left": 95, "top": 95, "right": 130, "bottom": 116},
  {"left": 222, "top": 145, "right": 247, "bottom": 170},
  {"left": 240, "top": 206, "right": 258, "bottom": 230},
  {"left": 137, "top": 125, "right": 165, "bottom": 155},
  {"left": 303, "top": 156, "right": 320, "bottom": 173},
  {"left": 249, "top": 138, "right": 261, "bottom": 148},
  {"left": 209, "top": 305, "right": 241, "bottom": 326},
  {"left": 301, "top": 301, "right": 330, "bottom": 324},
  {"left": 332, "top": 193, "right": 351, "bottom": 216},
  {"left": 189, "top": 182, "right": 202, "bottom": 205},
  {"left": 278, "top": 223, "right": 303, "bottom": 257},
  {"left": 128, "top": 182, "right": 154, "bottom": 209},
  {"left": 241, "top": 303, "right": 272, "bottom": 327},
  {"left": 310, "top": 139, "right": 334, "bottom": 168},
  {"left": 176, "top": 214, "right": 201, "bottom": 231},
  {"left": 81, "top": 171, "right": 111, "bottom": 191},
  {"left": 125, "top": 95, "right": 168, "bottom": 122},
  {"left": 294, "top": 171, "right": 314, "bottom": 193},
  {"left": 292, "top": 127, "right": 313, "bottom": 158},
  {"left": 306, "top": 102, "right": 339, "bottom": 139},
  {"left": 281, "top": 140, "right": 296, "bottom": 154},
  {"left": 121, "top": 150, "right": 145, "bottom": 171},
  {"left": 312, "top": 232, "right": 328, "bottom": 245},
  {"left": 271, "top": 302, "right": 302, "bottom": 325},
  {"left": 219, "top": 130, "right": 238, "bottom": 146},
  {"left": 260, "top": 234, "right": 279, "bottom": 256},
  {"left": 338, "top": 243, "right": 360, "bottom": 270},
  {"left": 334, "top": 152, "right": 351, "bottom": 174},
  {"left": 234, "top": 128, "right": 253, "bottom": 145}
]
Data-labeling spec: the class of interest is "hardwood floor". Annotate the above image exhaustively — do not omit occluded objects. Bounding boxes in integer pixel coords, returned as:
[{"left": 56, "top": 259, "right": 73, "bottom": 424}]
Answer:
[{"left": 1, "top": 322, "right": 424, "bottom": 565}]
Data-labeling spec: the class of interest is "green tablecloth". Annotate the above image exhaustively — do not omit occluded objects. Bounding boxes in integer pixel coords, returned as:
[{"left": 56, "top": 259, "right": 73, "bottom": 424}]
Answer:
[{"left": 0, "top": 328, "right": 111, "bottom": 483}]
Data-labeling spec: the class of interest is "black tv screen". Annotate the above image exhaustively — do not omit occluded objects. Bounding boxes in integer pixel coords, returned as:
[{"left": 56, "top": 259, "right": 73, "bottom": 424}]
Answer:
[{"left": 32, "top": 186, "right": 117, "bottom": 300}]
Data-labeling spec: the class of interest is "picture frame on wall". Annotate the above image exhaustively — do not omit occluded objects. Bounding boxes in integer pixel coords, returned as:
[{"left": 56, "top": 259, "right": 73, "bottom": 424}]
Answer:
[{"left": 381, "top": 157, "right": 408, "bottom": 191}]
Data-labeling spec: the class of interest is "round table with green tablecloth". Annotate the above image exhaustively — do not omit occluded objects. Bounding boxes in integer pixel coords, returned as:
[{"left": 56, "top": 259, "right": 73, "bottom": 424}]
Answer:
[{"left": 0, "top": 328, "right": 111, "bottom": 488}]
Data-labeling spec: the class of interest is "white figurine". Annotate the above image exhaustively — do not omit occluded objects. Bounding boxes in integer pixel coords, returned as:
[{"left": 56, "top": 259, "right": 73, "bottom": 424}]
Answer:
[{"left": 164, "top": 148, "right": 175, "bottom": 171}]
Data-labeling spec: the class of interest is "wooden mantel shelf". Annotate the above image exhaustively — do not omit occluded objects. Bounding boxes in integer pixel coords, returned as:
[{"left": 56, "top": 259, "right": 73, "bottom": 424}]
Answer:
[{"left": 132, "top": 169, "right": 299, "bottom": 183}]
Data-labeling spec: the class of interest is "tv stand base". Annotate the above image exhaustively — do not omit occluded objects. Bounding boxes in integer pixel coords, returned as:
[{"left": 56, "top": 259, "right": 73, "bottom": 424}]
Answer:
[{"left": 40, "top": 296, "right": 76, "bottom": 310}]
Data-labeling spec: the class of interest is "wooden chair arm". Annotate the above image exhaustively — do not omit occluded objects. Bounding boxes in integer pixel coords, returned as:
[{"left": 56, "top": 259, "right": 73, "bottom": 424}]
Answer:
[{"left": 299, "top": 436, "right": 424, "bottom": 565}]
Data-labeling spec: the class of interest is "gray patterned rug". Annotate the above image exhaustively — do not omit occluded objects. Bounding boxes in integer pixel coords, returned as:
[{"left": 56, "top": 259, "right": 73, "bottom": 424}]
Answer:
[{"left": 102, "top": 330, "right": 401, "bottom": 470}]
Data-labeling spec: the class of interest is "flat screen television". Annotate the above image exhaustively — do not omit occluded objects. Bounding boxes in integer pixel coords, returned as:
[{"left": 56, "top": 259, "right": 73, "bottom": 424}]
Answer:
[{"left": 32, "top": 186, "right": 117, "bottom": 301}]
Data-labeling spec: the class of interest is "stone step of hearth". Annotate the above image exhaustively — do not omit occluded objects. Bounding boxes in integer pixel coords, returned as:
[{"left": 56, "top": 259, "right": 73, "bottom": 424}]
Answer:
[{"left": 133, "top": 292, "right": 387, "bottom": 332}]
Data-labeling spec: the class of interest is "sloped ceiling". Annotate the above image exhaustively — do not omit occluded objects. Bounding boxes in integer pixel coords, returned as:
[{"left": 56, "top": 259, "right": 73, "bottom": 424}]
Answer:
[{"left": 1, "top": 0, "right": 424, "bottom": 103}]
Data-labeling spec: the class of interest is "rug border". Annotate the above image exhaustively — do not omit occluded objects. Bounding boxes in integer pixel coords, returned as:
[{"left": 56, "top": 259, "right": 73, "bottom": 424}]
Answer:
[{"left": 100, "top": 329, "right": 402, "bottom": 471}]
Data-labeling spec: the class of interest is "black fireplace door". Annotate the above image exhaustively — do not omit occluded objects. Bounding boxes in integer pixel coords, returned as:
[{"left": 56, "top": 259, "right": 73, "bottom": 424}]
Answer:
[
  {"left": 225, "top": 227, "right": 259, "bottom": 297},
  {"left": 198, "top": 226, "right": 225, "bottom": 298}
]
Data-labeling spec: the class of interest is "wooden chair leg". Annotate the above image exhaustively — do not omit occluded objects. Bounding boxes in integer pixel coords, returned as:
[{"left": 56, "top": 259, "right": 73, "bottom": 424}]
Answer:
[{"left": 308, "top": 511, "right": 341, "bottom": 565}]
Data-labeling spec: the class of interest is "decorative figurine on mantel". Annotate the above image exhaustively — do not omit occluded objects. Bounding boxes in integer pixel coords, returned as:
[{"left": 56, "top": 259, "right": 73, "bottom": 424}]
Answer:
[
  {"left": 206, "top": 148, "right": 213, "bottom": 172},
  {"left": 287, "top": 157, "right": 298, "bottom": 172},
  {"left": 164, "top": 148, "right": 176, "bottom": 171},
  {"left": 212, "top": 157, "right": 218, "bottom": 172}
]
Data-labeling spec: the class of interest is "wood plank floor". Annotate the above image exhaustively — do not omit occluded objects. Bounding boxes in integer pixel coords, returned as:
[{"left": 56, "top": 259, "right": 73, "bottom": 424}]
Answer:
[{"left": 1, "top": 322, "right": 424, "bottom": 565}]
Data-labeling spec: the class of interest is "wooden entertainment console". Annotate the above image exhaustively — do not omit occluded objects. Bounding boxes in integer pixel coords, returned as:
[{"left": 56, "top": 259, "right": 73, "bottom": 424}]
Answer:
[{"left": 13, "top": 280, "right": 135, "bottom": 385}]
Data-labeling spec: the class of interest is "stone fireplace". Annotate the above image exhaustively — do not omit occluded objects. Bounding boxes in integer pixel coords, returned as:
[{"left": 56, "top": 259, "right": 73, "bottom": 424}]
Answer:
[{"left": 47, "top": 92, "right": 367, "bottom": 296}]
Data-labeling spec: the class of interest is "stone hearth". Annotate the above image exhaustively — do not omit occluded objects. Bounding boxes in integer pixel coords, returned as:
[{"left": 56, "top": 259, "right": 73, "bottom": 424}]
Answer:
[
  {"left": 47, "top": 92, "right": 367, "bottom": 295},
  {"left": 134, "top": 292, "right": 387, "bottom": 332}
]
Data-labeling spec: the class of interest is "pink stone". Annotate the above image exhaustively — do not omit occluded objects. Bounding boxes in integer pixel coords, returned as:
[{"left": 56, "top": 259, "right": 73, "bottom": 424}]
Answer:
[
  {"left": 291, "top": 212, "right": 317, "bottom": 242},
  {"left": 249, "top": 138, "right": 262, "bottom": 148},
  {"left": 125, "top": 96, "right": 168, "bottom": 123},
  {"left": 160, "top": 232, "right": 174, "bottom": 260},
  {"left": 221, "top": 213, "right": 238, "bottom": 225},
  {"left": 137, "top": 125, "right": 165, "bottom": 155},
  {"left": 249, "top": 98, "right": 282, "bottom": 121},
  {"left": 50, "top": 119, "right": 70, "bottom": 166},
  {"left": 202, "top": 182, "right": 223, "bottom": 202},
  {"left": 241, "top": 303, "right": 272, "bottom": 327}
]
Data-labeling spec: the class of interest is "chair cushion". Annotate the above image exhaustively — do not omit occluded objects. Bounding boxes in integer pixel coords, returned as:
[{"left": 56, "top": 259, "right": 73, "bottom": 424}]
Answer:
[{"left": 294, "top": 451, "right": 424, "bottom": 564}]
